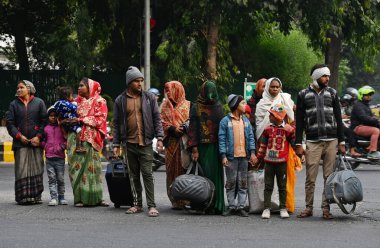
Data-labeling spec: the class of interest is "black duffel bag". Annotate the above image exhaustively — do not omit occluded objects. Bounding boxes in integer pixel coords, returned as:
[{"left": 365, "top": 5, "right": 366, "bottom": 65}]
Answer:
[{"left": 170, "top": 161, "right": 215, "bottom": 210}]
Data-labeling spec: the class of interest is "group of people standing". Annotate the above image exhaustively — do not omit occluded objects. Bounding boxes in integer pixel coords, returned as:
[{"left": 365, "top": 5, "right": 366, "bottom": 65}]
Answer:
[
  {"left": 5, "top": 63, "right": 348, "bottom": 220},
  {"left": 6, "top": 78, "right": 109, "bottom": 207}
]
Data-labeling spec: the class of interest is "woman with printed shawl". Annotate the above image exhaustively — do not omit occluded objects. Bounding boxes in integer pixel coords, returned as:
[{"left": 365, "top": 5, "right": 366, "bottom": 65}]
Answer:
[
  {"left": 188, "top": 81, "right": 225, "bottom": 214},
  {"left": 160, "top": 81, "right": 191, "bottom": 209},
  {"left": 65, "top": 78, "right": 108, "bottom": 207}
]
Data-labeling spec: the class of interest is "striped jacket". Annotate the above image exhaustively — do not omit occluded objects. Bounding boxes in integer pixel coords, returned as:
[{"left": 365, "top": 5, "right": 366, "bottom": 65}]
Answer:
[{"left": 295, "top": 85, "right": 344, "bottom": 144}]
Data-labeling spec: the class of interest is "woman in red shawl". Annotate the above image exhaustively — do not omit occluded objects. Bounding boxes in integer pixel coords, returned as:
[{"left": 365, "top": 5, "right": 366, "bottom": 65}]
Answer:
[
  {"left": 65, "top": 78, "right": 108, "bottom": 207},
  {"left": 160, "top": 81, "right": 191, "bottom": 209}
]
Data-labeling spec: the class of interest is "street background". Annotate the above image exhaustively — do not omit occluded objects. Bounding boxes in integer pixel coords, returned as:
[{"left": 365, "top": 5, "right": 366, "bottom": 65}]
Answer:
[{"left": 0, "top": 162, "right": 379, "bottom": 248}]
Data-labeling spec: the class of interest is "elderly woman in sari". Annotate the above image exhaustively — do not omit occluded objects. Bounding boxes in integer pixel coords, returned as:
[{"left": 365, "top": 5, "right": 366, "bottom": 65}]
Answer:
[
  {"left": 188, "top": 81, "right": 225, "bottom": 214},
  {"left": 160, "top": 81, "right": 191, "bottom": 209},
  {"left": 6, "top": 80, "right": 47, "bottom": 205},
  {"left": 255, "top": 77, "right": 300, "bottom": 213},
  {"left": 65, "top": 78, "right": 109, "bottom": 207}
]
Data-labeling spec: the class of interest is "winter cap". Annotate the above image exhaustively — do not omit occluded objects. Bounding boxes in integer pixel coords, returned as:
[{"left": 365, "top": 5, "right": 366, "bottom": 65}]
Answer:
[
  {"left": 268, "top": 104, "right": 287, "bottom": 121},
  {"left": 126, "top": 66, "right": 144, "bottom": 86},
  {"left": 228, "top": 94, "right": 244, "bottom": 112},
  {"left": 47, "top": 106, "right": 56, "bottom": 115}
]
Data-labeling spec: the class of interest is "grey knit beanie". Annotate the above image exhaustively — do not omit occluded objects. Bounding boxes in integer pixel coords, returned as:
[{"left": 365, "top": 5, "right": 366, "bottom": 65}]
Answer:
[
  {"left": 228, "top": 94, "right": 244, "bottom": 112},
  {"left": 126, "top": 66, "right": 144, "bottom": 86}
]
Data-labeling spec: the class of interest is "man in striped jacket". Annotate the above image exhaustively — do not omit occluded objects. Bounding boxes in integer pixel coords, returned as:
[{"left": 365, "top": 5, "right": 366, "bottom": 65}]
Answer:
[{"left": 295, "top": 64, "right": 346, "bottom": 220}]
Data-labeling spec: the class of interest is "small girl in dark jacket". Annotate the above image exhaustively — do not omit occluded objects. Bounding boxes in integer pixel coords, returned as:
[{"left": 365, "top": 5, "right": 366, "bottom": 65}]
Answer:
[{"left": 43, "top": 106, "right": 68, "bottom": 206}]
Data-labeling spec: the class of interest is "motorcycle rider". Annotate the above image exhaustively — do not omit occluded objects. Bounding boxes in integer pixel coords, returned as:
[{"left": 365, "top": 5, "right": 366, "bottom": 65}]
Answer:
[
  {"left": 350, "top": 85, "right": 380, "bottom": 160},
  {"left": 345, "top": 87, "right": 359, "bottom": 115},
  {"left": 340, "top": 94, "right": 362, "bottom": 157}
]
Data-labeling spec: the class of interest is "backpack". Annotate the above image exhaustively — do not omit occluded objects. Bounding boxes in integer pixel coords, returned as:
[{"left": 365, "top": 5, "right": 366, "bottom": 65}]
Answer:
[{"left": 325, "top": 155, "right": 363, "bottom": 214}]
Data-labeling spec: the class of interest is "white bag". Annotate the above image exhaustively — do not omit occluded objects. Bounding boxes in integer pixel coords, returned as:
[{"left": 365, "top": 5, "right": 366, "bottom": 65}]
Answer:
[{"left": 247, "top": 169, "right": 279, "bottom": 213}]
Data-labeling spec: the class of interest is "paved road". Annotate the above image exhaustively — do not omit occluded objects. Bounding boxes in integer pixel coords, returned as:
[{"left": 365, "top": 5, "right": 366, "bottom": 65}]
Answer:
[{"left": 0, "top": 162, "right": 379, "bottom": 248}]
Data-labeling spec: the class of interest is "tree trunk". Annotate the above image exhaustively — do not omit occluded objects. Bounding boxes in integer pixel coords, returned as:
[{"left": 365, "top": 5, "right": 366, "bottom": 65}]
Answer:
[
  {"left": 10, "top": 3, "right": 29, "bottom": 72},
  {"left": 206, "top": 7, "right": 220, "bottom": 81},
  {"left": 324, "top": 33, "right": 342, "bottom": 90}
]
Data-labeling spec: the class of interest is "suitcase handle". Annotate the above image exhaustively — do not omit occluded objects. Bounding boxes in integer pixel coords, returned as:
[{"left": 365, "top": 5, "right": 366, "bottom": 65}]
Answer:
[{"left": 110, "top": 156, "right": 127, "bottom": 177}]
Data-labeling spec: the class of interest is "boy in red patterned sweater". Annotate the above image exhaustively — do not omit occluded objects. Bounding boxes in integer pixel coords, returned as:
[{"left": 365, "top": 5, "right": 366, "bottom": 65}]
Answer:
[{"left": 256, "top": 104, "right": 295, "bottom": 219}]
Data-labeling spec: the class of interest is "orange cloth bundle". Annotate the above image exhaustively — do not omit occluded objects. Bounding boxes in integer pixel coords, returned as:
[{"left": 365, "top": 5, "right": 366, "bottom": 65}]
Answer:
[{"left": 286, "top": 146, "right": 302, "bottom": 213}]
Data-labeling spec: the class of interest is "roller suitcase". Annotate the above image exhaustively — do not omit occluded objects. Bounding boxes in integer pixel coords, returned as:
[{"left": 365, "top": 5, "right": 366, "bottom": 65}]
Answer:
[{"left": 105, "top": 157, "right": 134, "bottom": 208}]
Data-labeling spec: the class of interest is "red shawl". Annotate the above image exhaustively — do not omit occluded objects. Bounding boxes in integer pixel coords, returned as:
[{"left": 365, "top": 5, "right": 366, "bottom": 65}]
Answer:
[
  {"left": 160, "top": 81, "right": 190, "bottom": 137},
  {"left": 76, "top": 79, "right": 108, "bottom": 152}
]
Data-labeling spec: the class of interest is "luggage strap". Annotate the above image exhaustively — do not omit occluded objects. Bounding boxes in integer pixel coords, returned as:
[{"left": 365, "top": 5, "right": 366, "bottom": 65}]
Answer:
[{"left": 185, "top": 161, "right": 204, "bottom": 176}]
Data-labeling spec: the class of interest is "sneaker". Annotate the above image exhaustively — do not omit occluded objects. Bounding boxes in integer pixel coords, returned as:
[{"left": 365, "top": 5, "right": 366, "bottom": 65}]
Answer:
[
  {"left": 58, "top": 195, "right": 68, "bottom": 205},
  {"left": 367, "top": 151, "right": 380, "bottom": 160},
  {"left": 280, "top": 209, "right": 290, "bottom": 219},
  {"left": 222, "top": 208, "right": 235, "bottom": 216},
  {"left": 237, "top": 209, "right": 249, "bottom": 217},
  {"left": 261, "top": 208, "right": 271, "bottom": 219},
  {"left": 48, "top": 199, "right": 58, "bottom": 206}
]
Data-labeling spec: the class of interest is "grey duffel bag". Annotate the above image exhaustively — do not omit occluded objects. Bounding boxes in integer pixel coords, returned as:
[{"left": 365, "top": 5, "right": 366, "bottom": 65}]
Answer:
[
  {"left": 325, "top": 155, "right": 363, "bottom": 214},
  {"left": 170, "top": 161, "right": 215, "bottom": 210}
]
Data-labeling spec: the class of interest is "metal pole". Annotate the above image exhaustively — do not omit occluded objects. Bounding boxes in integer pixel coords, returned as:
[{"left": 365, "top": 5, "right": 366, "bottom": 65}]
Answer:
[{"left": 144, "top": 0, "right": 150, "bottom": 89}]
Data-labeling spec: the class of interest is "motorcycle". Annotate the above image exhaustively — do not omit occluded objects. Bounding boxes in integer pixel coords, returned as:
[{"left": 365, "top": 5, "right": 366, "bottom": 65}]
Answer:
[{"left": 342, "top": 119, "right": 380, "bottom": 170}]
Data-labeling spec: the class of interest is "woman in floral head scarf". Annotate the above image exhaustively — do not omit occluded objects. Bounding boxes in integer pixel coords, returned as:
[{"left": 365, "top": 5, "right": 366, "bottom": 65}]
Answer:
[
  {"left": 160, "top": 81, "right": 191, "bottom": 209},
  {"left": 65, "top": 78, "right": 109, "bottom": 207}
]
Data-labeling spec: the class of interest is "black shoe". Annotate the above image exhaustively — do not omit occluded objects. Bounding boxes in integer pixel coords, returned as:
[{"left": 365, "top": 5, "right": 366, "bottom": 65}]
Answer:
[
  {"left": 222, "top": 208, "right": 235, "bottom": 216},
  {"left": 237, "top": 209, "right": 249, "bottom": 217}
]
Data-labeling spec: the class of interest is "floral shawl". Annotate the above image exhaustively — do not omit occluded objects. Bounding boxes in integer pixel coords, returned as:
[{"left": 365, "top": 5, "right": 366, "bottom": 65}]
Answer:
[
  {"left": 160, "top": 81, "right": 191, "bottom": 137},
  {"left": 75, "top": 79, "right": 108, "bottom": 152}
]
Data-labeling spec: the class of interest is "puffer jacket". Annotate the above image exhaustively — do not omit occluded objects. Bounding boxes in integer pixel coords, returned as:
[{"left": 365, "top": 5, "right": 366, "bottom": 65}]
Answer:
[
  {"left": 113, "top": 90, "right": 164, "bottom": 147},
  {"left": 295, "top": 86, "right": 344, "bottom": 144},
  {"left": 218, "top": 114, "right": 256, "bottom": 161},
  {"left": 6, "top": 96, "right": 47, "bottom": 150}
]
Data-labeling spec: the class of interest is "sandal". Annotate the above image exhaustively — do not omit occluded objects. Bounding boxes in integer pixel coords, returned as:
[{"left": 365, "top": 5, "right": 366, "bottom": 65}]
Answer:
[
  {"left": 148, "top": 207, "right": 159, "bottom": 217},
  {"left": 322, "top": 209, "right": 334, "bottom": 220},
  {"left": 98, "top": 200, "right": 109, "bottom": 207},
  {"left": 297, "top": 209, "right": 313, "bottom": 218},
  {"left": 125, "top": 206, "right": 143, "bottom": 214},
  {"left": 75, "top": 203, "right": 84, "bottom": 207}
]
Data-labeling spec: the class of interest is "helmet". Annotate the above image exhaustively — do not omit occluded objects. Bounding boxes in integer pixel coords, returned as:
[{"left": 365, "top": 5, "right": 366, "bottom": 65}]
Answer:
[
  {"left": 346, "top": 87, "right": 359, "bottom": 98},
  {"left": 358, "top": 85, "right": 375, "bottom": 101},
  {"left": 340, "top": 94, "right": 352, "bottom": 103},
  {"left": 148, "top": 88, "right": 160, "bottom": 96}
]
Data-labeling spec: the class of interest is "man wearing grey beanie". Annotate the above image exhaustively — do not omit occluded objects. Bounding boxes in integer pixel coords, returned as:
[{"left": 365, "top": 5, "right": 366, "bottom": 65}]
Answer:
[{"left": 113, "top": 66, "right": 164, "bottom": 217}]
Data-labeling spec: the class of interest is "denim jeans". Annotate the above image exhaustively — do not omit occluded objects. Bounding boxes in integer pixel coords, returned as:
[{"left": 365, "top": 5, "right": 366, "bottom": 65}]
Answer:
[
  {"left": 46, "top": 158, "right": 66, "bottom": 200},
  {"left": 224, "top": 157, "right": 248, "bottom": 209}
]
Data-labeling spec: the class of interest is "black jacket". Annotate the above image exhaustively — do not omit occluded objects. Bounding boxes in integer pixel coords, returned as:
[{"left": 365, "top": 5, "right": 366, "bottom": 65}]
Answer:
[
  {"left": 350, "top": 101, "right": 379, "bottom": 130},
  {"left": 6, "top": 96, "right": 47, "bottom": 150},
  {"left": 113, "top": 90, "right": 164, "bottom": 147},
  {"left": 296, "top": 86, "right": 344, "bottom": 144}
]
